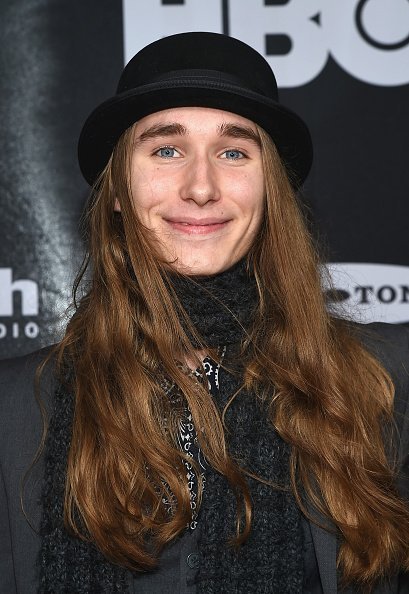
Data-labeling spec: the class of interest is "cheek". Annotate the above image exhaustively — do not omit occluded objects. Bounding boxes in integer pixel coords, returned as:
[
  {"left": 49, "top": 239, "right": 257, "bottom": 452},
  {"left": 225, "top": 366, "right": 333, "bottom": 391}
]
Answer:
[
  {"left": 252, "top": 171, "right": 266, "bottom": 216},
  {"left": 129, "top": 175, "right": 158, "bottom": 214},
  {"left": 238, "top": 174, "right": 265, "bottom": 219},
  {"left": 130, "top": 165, "right": 170, "bottom": 205}
]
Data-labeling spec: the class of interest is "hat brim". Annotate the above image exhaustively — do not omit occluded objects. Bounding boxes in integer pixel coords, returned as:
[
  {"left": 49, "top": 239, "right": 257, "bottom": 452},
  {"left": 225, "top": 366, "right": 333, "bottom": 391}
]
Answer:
[{"left": 78, "top": 78, "right": 313, "bottom": 187}]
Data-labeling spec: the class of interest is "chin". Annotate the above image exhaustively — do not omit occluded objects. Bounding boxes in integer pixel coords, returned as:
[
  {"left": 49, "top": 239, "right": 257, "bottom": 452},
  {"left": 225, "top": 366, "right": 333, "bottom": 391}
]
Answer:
[{"left": 171, "top": 257, "right": 237, "bottom": 277}]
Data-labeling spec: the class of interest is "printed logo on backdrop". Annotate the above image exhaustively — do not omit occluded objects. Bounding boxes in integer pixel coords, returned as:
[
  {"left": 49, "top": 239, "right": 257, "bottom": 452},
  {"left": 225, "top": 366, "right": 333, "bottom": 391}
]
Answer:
[
  {"left": 123, "top": 0, "right": 409, "bottom": 86},
  {"left": 325, "top": 263, "right": 409, "bottom": 324},
  {"left": 0, "top": 268, "right": 40, "bottom": 340}
]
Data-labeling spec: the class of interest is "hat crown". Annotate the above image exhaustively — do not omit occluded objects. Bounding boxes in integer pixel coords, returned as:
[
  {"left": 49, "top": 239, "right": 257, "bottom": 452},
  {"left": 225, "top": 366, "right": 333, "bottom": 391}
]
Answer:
[
  {"left": 78, "top": 31, "right": 312, "bottom": 187},
  {"left": 117, "top": 32, "right": 278, "bottom": 101}
]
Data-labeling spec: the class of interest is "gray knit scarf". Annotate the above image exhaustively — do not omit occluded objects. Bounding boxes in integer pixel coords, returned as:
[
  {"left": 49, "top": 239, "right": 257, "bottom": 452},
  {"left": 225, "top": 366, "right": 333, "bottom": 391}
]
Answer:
[{"left": 38, "top": 260, "right": 303, "bottom": 593}]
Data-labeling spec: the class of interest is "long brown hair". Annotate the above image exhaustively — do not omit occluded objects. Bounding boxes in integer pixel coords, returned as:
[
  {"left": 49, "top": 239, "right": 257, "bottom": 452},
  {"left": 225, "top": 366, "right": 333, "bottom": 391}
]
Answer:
[{"left": 51, "top": 123, "right": 409, "bottom": 589}]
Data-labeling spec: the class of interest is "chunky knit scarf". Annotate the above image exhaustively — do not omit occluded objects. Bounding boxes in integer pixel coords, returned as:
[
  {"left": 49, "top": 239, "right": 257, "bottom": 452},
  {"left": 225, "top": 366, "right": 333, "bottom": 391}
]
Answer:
[
  {"left": 38, "top": 260, "right": 303, "bottom": 593},
  {"left": 168, "top": 258, "right": 258, "bottom": 347}
]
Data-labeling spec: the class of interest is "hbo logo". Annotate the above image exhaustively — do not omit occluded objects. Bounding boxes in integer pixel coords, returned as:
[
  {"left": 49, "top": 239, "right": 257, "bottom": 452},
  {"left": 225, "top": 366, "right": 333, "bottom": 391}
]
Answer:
[{"left": 124, "top": 0, "right": 409, "bottom": 87}]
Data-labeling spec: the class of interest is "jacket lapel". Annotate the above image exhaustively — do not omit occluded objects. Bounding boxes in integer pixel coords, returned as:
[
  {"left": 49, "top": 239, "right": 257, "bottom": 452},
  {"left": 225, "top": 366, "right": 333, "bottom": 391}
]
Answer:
[{"left": 309, "top": 519, "right": 338, "bottom": 594}]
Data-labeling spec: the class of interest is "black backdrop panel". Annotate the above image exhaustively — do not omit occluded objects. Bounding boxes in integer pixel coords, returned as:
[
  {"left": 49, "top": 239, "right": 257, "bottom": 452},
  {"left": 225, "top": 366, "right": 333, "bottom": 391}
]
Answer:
[
  {"left": 0, "top": 0, "right": 123, "bottom": 356},
  {"left": 280, "top": 59, "right": 409, "bottom": 266}
]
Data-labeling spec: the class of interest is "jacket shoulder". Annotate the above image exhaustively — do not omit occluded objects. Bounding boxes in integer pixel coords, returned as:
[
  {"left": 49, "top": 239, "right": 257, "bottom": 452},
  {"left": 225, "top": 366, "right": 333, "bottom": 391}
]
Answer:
[
  {"left": 0, "top": 345, "right": 55, "bottom": 378},
  {"left": 0, "top": 346, "right": 57, "bottom": 454},
  {"left": 355, "top": 322, "right": 409, "bottom": 472},
  {"left": 352, "top": 322, "right": 409, "bottom": 388},
  {"left": 0, "top": 345, "right": 56, "bottom": 393},
  {"left": 0, "top": 347, "right": 57, "bottom": 593}
]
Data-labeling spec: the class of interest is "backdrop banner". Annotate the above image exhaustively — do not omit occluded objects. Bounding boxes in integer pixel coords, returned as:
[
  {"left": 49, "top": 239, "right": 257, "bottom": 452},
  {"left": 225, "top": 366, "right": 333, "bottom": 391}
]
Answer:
[
  {"left": 1, "top": 0, "right": 409, "bottom": 359},
  {"left": 0, "top": 0, "right": 123, "bottom": 356}
]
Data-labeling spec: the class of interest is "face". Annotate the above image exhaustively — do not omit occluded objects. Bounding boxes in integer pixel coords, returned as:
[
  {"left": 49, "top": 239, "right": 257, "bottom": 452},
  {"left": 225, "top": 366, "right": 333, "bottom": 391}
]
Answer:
[{"left": 122, "top": 106, "right": 265, "bottom": 275}]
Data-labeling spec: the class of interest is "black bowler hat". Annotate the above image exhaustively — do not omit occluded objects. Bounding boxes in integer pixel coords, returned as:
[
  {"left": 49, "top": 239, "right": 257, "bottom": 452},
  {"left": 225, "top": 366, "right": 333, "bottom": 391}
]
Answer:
[{"left": 78, "top": 32, "right": 313, "bottom": 187}]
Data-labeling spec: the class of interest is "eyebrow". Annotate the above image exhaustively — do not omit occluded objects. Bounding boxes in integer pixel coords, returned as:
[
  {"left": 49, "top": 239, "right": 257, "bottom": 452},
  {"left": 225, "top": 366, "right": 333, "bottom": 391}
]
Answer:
[
  {"left": 217, "top": 122, "right": 261, "bottom": 146},
  {"left": 135, "top": 121, "right": 261, "bottom": 146},
  {"left": 137, "top": 123, "right": 187, "bottom": 143}
]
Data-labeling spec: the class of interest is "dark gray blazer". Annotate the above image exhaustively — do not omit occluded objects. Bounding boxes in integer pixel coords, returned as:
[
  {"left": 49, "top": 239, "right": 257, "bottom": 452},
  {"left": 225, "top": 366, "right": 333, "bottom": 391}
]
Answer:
[{"left": 1, "top": 322, "right": 408, "bottom": 593}]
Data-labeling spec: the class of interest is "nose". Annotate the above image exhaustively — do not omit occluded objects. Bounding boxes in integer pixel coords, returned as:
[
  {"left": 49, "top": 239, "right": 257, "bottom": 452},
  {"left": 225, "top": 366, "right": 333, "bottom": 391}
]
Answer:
[{"left": 180, "top": 155, "right": 220, "bottom": 206}]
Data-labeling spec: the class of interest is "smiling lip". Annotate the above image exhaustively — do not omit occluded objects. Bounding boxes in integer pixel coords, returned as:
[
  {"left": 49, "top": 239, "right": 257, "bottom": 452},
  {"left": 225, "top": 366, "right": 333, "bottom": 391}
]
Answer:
[{"left": 164, "top": 217, "right": 230, "bottom": 235}]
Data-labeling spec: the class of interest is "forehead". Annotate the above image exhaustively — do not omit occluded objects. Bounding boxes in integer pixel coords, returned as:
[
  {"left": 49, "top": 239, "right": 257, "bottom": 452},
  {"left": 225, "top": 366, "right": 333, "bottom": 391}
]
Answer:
[{"left": 132, "top": 106, "right": 259, "bottom": 135}]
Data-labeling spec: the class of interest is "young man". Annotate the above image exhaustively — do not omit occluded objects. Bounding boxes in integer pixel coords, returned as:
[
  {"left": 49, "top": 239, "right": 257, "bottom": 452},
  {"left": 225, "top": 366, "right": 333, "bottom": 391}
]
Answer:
[{"left": 1, "top": 32, "right": 408, "bottom": 593}]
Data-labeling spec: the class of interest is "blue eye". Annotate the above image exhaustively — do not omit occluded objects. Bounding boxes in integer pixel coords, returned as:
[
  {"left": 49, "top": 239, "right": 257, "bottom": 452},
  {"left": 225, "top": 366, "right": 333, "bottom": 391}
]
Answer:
[
  {"left": 156, "top": 146, "right": 178, "bottom": 158},
  {"left": 223, "top": 149, "right": 244, "bottom": 160}
]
